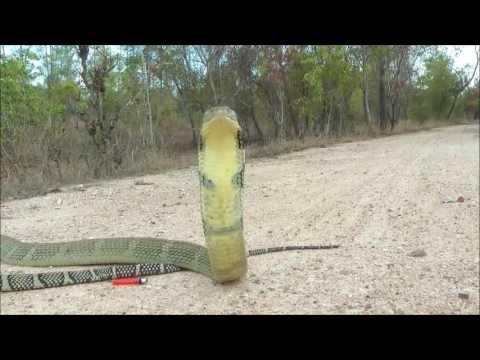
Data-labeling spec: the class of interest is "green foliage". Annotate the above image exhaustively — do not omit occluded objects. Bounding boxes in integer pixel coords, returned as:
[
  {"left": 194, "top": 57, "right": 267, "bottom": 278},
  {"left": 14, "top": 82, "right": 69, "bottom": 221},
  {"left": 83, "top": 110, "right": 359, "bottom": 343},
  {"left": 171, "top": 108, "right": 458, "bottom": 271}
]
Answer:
[
  {"left": 412, "top": 49, "right": 459, "bottom": 120},
  {"left": 48, "top": 80, "right": 82, "bottom": 120},
  {"left": 304, "top": 46, "right": 359, "bottom": 97},
  {"left": 348, "top": 88, "right": 364, "bottom": 117},
  {"left": 302, "top": 46, "right": 360, "bottom": 132},
  {"left": 1, "top": 45, "right": 473, "bottom": 142},
  {"left": 0, "top": 57, "right": 46, "bottom": 128}
]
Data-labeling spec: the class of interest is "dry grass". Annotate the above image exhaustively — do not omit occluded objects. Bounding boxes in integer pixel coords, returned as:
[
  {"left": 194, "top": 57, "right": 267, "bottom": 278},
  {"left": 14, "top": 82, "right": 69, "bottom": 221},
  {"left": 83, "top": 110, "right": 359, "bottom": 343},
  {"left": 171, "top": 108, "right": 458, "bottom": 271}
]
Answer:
[
  {"left": 0, "top": 118, "right": 471, "bottom": 201},
  {"left": 247, "top": 118, "right": 472, "bottom": 160}
]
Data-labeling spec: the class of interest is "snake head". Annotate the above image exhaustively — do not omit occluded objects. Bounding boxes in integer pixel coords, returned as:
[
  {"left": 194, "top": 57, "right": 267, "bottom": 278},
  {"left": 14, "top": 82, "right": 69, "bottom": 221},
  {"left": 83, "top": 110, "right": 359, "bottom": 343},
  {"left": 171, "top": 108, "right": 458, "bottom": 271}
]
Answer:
[{"left": 201, "top": 107, "right": 240, "bottom": 139}]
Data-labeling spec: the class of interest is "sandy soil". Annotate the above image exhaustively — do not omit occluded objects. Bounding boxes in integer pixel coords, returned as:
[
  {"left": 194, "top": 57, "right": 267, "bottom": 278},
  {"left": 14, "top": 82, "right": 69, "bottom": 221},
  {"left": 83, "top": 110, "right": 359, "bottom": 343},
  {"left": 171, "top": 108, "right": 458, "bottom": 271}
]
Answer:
[{"left": 1, "top": 124, "right": 479, "bottom": 315}]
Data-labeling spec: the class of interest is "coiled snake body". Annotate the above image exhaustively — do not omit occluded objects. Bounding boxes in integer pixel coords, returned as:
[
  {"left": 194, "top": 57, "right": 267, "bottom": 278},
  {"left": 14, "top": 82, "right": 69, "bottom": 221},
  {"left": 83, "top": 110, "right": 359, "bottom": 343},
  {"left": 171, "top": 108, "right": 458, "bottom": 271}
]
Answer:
[{"left": 0, "top": 107, "right": 338, "bottom": 292}]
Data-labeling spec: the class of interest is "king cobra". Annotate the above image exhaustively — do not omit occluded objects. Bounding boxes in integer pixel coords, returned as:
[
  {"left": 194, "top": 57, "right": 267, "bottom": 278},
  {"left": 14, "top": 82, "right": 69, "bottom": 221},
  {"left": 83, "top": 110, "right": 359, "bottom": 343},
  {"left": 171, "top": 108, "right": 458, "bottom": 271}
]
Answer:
[{"left": 0, "top": 107, "right": 339, "bottom": 292}]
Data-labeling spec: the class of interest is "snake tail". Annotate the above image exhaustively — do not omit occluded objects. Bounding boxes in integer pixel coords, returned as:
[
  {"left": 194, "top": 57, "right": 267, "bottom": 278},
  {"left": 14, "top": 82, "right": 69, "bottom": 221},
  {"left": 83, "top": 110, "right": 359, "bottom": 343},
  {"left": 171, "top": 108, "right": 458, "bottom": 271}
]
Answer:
[{"left": 0, "top": 244, "right": 340, "bottom": 292}]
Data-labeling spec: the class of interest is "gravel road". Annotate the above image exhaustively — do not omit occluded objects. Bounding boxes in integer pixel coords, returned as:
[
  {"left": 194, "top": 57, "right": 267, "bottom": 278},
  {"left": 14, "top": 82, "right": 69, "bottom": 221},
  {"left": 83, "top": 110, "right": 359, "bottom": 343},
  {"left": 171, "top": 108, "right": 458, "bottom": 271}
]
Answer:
[{"left": 1, "top": 124, "right": 478, "bottom": 314}]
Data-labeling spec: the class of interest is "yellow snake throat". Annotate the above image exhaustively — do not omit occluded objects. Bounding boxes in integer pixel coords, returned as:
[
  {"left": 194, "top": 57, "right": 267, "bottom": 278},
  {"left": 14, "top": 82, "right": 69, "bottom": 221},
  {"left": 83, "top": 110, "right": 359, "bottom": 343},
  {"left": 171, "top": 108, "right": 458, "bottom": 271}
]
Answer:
[{"left": 198, "top": 107, "right": 247, "bottom": 283}]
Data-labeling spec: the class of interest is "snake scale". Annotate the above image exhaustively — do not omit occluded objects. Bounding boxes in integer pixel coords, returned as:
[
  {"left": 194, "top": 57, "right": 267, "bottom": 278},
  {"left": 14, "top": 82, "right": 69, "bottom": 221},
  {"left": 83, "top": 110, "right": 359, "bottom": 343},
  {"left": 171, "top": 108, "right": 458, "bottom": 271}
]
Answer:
[{"left": 0, "top": 106, "right": 339, "bottom": 292}]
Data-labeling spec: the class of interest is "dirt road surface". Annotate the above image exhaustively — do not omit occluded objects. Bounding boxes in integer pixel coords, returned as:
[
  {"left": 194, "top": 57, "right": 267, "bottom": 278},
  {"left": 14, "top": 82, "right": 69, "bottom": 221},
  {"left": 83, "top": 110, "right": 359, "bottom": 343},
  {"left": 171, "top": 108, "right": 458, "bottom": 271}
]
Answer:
[{"left": 1, "top": 124, "right": 478, "bottom": 314}]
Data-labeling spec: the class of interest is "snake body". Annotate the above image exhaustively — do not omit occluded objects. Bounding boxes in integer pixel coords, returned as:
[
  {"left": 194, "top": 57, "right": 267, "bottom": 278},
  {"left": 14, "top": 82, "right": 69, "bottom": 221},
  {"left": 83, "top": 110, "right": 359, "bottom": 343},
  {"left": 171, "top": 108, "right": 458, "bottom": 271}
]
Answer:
[
  {"left": 0, "top": 236, "right": 338, "bottom": 292},
  {"left": 0, "top": 106, "right": 339, "bottom": 292}
]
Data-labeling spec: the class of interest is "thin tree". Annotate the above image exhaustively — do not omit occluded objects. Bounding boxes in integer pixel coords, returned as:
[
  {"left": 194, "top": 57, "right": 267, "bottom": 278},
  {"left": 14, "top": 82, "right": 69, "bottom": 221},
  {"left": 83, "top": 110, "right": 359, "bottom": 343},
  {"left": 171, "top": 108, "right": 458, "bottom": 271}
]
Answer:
[
  {"left": 142, "top": 46, "right": 157, "bottom": 147},
  {"left": 446, "top": 46, "right": 479, "bottom": 120},
  {"left": 77, "top": 45, "right": 120, "bottom": 176}
]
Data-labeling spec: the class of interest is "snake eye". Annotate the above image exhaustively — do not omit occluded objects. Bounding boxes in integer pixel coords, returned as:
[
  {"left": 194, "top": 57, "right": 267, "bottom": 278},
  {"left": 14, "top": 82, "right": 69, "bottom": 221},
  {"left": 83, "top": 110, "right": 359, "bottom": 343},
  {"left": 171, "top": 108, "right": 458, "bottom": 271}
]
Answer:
[
  {"left": 237, "top": 131, "right": 244, "bottom": 149},
  {"left": 200, "top": 173, "right": 215, "bottom": 189},
  {"left": 232, "top": 168, "right": 244, "bottom": 188}
]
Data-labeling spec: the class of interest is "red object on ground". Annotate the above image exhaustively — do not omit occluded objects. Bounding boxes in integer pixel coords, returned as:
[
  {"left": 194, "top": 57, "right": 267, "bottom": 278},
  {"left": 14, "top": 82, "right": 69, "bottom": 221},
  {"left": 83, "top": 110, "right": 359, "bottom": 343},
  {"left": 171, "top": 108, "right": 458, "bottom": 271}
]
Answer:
[{"left": 112, "top": 277, "right": 147, "bottom": 286}]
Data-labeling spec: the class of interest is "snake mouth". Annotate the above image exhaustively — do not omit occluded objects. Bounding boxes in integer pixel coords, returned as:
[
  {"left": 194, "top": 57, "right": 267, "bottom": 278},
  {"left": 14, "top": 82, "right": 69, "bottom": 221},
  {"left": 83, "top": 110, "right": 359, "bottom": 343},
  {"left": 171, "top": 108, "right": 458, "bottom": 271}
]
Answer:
[{"left": 201, "top": 115, "right": 240, "bottom": 140}]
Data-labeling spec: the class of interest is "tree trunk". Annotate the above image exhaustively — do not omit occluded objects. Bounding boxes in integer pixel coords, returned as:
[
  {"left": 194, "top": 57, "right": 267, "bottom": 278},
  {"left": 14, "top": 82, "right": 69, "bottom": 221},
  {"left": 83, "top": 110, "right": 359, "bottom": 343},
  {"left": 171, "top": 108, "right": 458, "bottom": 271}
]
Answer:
[
  {"left": 249, "top": 105, "right": 264, "bottom": 142},
  {"left": 209, "top": 71, "right": 218, "bottom": 105},
  {"left": 187, "top": 108, "right": 198, "bottom": 148},
  {"left": 362, "top": 64, "right": 372, "bottom": 125},
  {"left": 278, "top": 88, "right": 286, "bottom": 141},
  {"left": 324, "top": 99, "right": 334, "bottom": 137},
  {"left": 235, "top": 106, "right": 251, "bottom": 141},
  {"left": 304, "top": 114, "right": 310, "bottom": 136},
  {"left": 143, "top": 47, "right": 156, "bottom": 147},
  {"left": 286, "top": 97, "right": 300, "bottom": 138},
  {"left": 390, "top": 97, "right": 397, "bottom": 130},
  {"left": 77, "top": 45, "right": 120, "bottom": 178},
  {"left": 378, "top": 56, "right": 387, "bottom": 130},
  {"left": 338, "top": 103, "right": 343, "bottom": 136},
  {"left": 45, "top": 46, "right": 53, "bottom": 128},
  {"left": 313, "top": 114, "right": 321, "bottom": 137},
  {"left": 314, "top": 99, "right": 327, "bottom": 137},
  {"left": 447, "top": 56, "right": 479, "bottom": 120}
]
